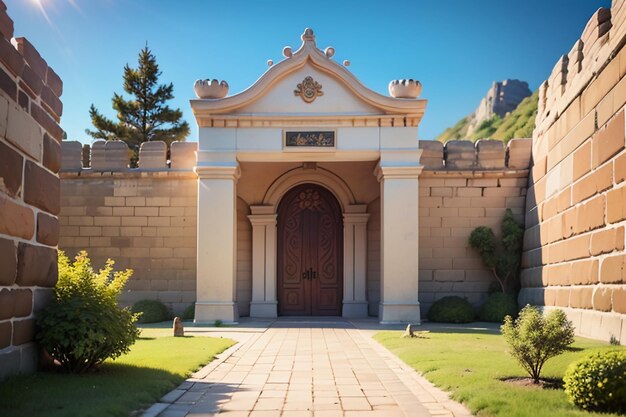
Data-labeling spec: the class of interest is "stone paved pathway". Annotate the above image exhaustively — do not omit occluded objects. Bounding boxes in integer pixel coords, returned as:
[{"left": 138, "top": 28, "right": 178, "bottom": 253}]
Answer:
[{"left": 143, "top": 319, "right": 473, "bottom": 417}]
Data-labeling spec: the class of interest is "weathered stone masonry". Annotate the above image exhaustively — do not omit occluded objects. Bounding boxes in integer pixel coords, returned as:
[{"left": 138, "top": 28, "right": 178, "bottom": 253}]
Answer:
[
  {"left": 520, "top": 2, "right": 626, "bottom": 344},
  {"left": 0, "top": 0, "right": 63, "bottom": 379},
  {"left": 59, "top": 138, "right": 531, "bottom": 317},
  {"left": 59, "top": 141, "right": 198, "bottom": 314}
]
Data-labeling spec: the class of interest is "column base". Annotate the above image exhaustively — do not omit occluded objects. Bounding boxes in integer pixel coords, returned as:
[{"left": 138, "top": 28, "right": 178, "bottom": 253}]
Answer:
[
  {"left": 379, "top": 302, "right": 421, "bottom": 324},
  {"left": 342, "top": 301, "right": 368, "bottom": 318},
  {"left": 194, "top": 302, "right": 239, "bottom": 324},
  {"left": 250, "top": 301, "right": 278, "bottom": 318}
]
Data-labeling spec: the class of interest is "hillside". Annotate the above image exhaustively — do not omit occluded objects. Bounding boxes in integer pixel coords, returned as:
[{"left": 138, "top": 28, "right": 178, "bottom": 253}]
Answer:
[{"left": 436, "top": 87, "right": 538, "bottom": 144}]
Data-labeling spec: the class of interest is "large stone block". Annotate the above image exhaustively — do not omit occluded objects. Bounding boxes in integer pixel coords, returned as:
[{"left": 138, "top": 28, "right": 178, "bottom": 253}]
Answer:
[
  {"left": 600, "top": 254, "right": 625, "bottom": 283},
  {"left": 507, "top": 138, "right": 532, "bottom": 169},
  {"left": 0, "top": 196, "right": 34, "bottom": 239},
  {"left": 418, "top": 140, "right": 443, "bottom": 169},
  {"left": 20, "top": 63, "right": 42, "bottom": 97},
  {"left": 476, "top": 139, "right": 505, "bottom": 169},
  {"left": 12, "top": 318, "right": 35, "bottom": 345},
  {"left": 591, "top": 110, "right": 624, "bottom": 169},
  {"left": 41, "top": 85, "right": 62, "bottom": 119},
  {"left": 13, "top": 37, "right": 47, "bottom": 80},
  {"left": 170, "top": 141, "right": 197, "bottom": 170},
  {"left": 0, "top": 289, "right": 13, "bottom": 320},
  {"left": 42, "top": 133, "right": 60, "bottom": 173},
  {"left": 36, "top": 212, "right": 59, "bottom": 246},
  {"left": 0, "top": 36, "right": 24, "bottom": 77},
  {"left": 12, "top": 289, "right": 32, "bottom": 317},
  {"left": 6, "top": 101, "right": 42, "bottom": 160},
  {"left": 23, "top": 160, "right": 60, "bottom": 215},
  {"left": 30, "top": 102, "right": 62, "bottom": 141},
  {"left": 0, "top": 7, "right": 14, "bottom": 40},
  {"left": 0, "top": 321, "right": 11, "bottom": 349},
  {"left": 0, "top": 140, "right": 23, "bottom": 198},
  {"left": 90, "top": 140, "right": 106, "bottom": 171},
  {"left": 45, "top": 66, "right": 62, "bottom": 97},
  {"left": 138, "top": 141, "right": 167, "bottom": 170},
  {"left": 0, "top": 237, "right": 16, "bottom": 286},
  {"left": 593, "top": 286, "right": 613, "bottom": 312},
  {"left": 16, "top": 242, "right": 57, "bottom": 287},
  {"left": 444, "top": 140, "right": 475, "bottom": 169},
  {"left": 613, "top": 287, "right": 626, "bottom": 314},
  {"left": 60, "top": 140, "right": 82, "bottom": 171},
  {"left": 105, "top": 140, "right": 129, "bottom": 170}
]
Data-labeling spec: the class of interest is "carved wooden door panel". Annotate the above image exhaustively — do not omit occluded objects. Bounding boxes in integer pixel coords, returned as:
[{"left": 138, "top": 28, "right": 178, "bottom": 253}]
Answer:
[{"left": 277, "top": 184, "right": 342, "bottom": 316}]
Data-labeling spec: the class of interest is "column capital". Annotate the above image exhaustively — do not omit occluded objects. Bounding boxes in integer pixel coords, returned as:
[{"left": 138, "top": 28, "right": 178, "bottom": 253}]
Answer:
[
  {"left": 248, "top": 213, "right": 278, "bottom": 226},
  {"left": 343, "top": 213, "right": 370, "bottom": 224},
  {"left": 194, "top": 164, "right": 241, "bottom": 181},
  {"left": 374, "top": 163, "right": 423, "bottom": 182}
]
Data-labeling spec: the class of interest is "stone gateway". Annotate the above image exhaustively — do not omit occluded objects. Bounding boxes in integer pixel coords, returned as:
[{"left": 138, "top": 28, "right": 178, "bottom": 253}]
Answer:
[{"left": 59, "top": 28, "right": 533, "bottom": 327}]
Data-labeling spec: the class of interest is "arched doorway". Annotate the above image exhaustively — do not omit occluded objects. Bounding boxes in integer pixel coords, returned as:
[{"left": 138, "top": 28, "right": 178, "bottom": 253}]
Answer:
[{"left": 277, "top": 183, "right": 343, "bottom": 316}]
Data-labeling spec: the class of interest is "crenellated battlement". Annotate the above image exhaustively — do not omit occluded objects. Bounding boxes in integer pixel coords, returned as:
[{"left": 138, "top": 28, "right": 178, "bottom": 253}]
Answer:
[
  {"left": 60, "top": 140, "right": 197, "bottom": 172},
  {"left": 61, "top": 138, "right": 531, "bottom": 173},
  {"left": 535, "top": 2, "right": 626, "bottom": 141},
  {"left": 419, "top": 138, "right": 531, "bottom": 171}
]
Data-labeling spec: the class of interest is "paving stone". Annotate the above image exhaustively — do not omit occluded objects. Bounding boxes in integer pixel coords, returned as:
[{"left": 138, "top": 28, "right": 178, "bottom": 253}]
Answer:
[{"left": 141, "top": 320, "right": 473, "bottom": 417}]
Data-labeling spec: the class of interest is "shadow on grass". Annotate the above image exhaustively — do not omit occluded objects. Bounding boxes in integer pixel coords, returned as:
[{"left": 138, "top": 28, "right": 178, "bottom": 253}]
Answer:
[
  {"left": 420, "top": 322, "right": 501, "bottom": 335},
  {"left": 0, "top": 363, "right": 187, "bottom": 417},
  {"left": 499, "top": 376, "right": 564, "bottom": 390}
]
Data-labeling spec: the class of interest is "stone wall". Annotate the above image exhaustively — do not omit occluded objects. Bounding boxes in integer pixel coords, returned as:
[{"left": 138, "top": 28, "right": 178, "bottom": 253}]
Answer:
[
  {"left": 59, "top": 140, "right": 198, "bottom": 314},
  {"left": 0, "top": 0, "right": 63, "bottom": 379},
  {"left": 520, "top": 2, "right": 626, "bottom": 343},
  {"left": 416, "top": 139, "right": 531, "bottom": 313},
  {"left": 59, "top": 137, "right": 532, "bottom": 318}
]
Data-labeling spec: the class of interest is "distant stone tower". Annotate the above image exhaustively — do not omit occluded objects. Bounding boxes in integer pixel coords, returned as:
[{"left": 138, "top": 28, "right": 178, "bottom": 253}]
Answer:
[{"left": 467, "top": 79, "right": 532, "bottom": 136}]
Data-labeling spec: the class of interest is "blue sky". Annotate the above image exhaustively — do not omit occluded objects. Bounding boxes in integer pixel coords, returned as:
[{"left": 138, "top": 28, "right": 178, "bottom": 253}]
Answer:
[{"left": 5, "top": 0, "right": 610, "bottom": 142}]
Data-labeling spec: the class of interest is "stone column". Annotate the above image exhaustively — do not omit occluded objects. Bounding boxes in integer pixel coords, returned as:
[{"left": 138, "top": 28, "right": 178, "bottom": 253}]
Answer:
[
  {"left": 194, "top": 165, "right": 240, "bottom": 323},
  {"left": 375, "top": 154, "right": 423, "bottom": 323},
  {"left": 342, "top": 210, "right": 369, "bottom": 317},
  {"left": 376, "top": 127, "right": 423, "bottom": 323},
  {"left": 248, "top": 207, "right": 278, "bottom": 318}
]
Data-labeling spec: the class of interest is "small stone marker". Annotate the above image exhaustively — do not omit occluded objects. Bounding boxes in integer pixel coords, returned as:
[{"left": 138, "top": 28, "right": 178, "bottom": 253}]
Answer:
[
  {"left": 401, "top": 323, "right": 429, "bottom": 338},
  {"left": 402, "top": 323, "right": 416, "bottom": 338},
  {"left": 173, "top": 317, "right": 184, "bottom": 337}
]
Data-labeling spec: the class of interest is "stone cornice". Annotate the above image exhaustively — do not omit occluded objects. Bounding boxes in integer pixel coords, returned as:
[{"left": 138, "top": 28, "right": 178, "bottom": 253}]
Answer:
[
  {"left": 247, "top": 213, "right": 278, "bottom": 225},
  {"left": 59, "top": 170, "right": 198, "bottom": 179},
  {"left": 194, "top": 114, "right": 421, "bottom": 129},
  {"left": 194, "top": 165, "right": 241, "bottom": 180},
  {"left": 374, "top": 164, "right": 424, "bottom": 181}
]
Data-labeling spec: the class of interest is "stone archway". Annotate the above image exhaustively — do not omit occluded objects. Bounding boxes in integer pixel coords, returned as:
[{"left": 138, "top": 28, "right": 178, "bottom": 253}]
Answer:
[
  {"left": 276, "top": 183, "right": 343, "bottom": 316},
  {"left": 247, "top": 167, "right": 369, "bottom": 318}
]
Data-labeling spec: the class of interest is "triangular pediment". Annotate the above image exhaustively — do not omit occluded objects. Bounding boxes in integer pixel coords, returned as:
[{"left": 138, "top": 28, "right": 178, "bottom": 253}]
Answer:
[{"left": 190, "top": 28, "right": 426, "bottom": 122}]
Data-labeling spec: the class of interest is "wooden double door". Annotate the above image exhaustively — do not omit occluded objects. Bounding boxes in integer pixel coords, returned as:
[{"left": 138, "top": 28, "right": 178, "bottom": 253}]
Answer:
[{"left": 277, "top": 184, "right": 343, "bottom": 316}]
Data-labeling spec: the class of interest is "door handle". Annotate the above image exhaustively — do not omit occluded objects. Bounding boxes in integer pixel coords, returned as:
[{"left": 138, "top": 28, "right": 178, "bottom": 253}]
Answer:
[{"left": 301, "top": 268, "right": 316, "bottom": 280}]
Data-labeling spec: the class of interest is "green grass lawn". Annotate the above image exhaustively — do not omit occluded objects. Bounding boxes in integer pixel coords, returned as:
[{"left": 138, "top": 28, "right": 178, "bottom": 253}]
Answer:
[
  {"left": 375, "top": 326, "right": 626, "bottom": 417},
  {"left": 0, "top": 327, "right": 235, "bottom": 417}
]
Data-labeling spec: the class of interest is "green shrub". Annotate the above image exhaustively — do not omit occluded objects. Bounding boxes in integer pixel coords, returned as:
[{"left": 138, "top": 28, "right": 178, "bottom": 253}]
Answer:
[
  {"left": 427, "top": 296, "right": 475, "bottom": 323},
  {"left": 563, "top": 350, "right": 626, "bottom": 413},
  {"left": 468, "top": 209, "right": 524, "bottom": 293},
  {"left": 501, "top": 305, "right": 574, "bottom": 383},
  {"left": 131, "top": 299, "right": 171, "bottom": 323},
  {"left": 36, "top": 251, "right": 140, "bottom": 373},
  {"left": 182, "top": 304, "right": 195, "bottom": 320},
  {"left": 478, "top": 292, "right": 519, "bottom": 323}
]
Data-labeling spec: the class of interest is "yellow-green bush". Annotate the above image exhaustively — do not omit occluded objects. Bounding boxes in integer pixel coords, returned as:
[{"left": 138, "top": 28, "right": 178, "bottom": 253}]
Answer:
[
  {"left": 36, "top": 251, "right": 140, "bottom": 373},
  {"left": 563, "top": 350, "right": 626, "bottom": 413}
]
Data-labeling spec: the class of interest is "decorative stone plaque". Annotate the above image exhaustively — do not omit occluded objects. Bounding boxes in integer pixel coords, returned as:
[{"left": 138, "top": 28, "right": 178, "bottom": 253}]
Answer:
[
  {"left": 284, "top": 130, "right": 335, "bottom": 148},
  {"left": 294, "top": 76, "right": 323, "bottom": 103}
]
